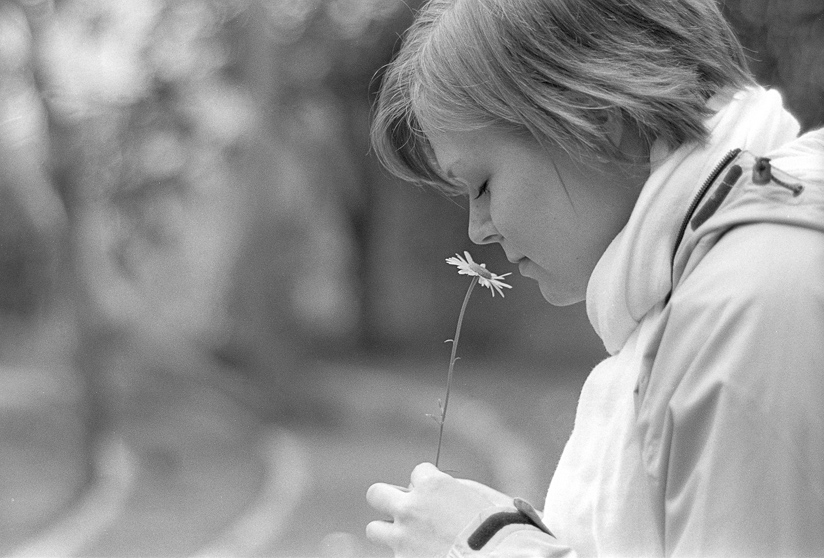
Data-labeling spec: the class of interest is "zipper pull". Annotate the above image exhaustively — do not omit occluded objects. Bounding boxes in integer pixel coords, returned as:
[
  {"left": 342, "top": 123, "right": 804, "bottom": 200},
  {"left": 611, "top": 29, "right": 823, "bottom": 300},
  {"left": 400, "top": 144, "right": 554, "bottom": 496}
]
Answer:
[{"left": 752, "top": 157, "right": 804, "bottom": 196}]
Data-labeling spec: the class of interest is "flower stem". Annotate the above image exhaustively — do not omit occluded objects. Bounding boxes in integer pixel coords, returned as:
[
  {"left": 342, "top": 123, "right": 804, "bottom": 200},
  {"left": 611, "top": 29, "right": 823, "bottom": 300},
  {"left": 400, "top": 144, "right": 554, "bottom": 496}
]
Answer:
[{"left": 435, "top": 275, "right": 478, "bottom": 468}]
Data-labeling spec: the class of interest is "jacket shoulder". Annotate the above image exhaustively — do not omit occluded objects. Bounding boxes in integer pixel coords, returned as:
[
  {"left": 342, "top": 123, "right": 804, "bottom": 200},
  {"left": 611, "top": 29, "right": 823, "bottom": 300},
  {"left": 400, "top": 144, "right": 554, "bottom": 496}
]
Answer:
[{"left": 675, "top": 220, "right": 824, "bottom": 311}]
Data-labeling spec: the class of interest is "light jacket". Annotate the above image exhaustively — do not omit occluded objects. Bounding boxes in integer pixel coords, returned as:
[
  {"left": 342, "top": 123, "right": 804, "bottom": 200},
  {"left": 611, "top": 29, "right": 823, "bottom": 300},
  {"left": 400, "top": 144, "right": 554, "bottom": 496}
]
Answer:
[{"left": 449, "top": 87, "right": 824, "bottom": 557}]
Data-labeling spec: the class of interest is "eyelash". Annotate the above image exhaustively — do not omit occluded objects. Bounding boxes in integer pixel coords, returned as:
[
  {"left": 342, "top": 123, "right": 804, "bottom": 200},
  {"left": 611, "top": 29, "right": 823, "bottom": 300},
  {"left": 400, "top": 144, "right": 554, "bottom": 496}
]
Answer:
[{"left": 474, "top": 181, "right": 489, "bottom": 199}]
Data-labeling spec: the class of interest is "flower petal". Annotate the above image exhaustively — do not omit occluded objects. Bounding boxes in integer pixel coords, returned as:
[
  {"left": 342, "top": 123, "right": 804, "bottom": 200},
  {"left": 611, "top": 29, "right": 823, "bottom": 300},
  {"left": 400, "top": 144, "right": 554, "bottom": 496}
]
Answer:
[{"left": 446, "top": 251, "right": 513, "bottom": 296}]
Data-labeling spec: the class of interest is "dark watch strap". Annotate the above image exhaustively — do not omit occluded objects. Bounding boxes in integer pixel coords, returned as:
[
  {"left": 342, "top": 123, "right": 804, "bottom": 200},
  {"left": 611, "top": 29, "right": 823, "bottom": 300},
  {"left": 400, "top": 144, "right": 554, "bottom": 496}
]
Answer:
[{"left": 466, "top": 499, "right": 555, "bottom": 551}]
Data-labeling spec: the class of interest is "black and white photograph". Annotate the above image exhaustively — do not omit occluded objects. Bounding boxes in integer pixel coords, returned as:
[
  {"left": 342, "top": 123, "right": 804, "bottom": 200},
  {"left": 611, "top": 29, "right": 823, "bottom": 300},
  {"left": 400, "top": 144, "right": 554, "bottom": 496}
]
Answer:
[{"left": 0, "top": 1, "right": 822, "bottom": 556}]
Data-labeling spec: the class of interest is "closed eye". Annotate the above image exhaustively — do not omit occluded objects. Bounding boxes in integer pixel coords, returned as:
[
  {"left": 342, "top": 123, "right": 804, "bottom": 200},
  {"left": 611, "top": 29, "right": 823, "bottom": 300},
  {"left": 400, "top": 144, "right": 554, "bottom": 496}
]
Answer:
[{"left": 474, "top": 181, "right": 489, "bottom": 200}]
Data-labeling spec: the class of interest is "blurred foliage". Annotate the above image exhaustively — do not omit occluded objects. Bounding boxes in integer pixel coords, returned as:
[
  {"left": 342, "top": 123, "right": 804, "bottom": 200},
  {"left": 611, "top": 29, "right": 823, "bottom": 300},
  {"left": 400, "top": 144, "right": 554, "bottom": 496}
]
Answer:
[{"left": 0, "top": 0, "right": 419, "bottom": 373}]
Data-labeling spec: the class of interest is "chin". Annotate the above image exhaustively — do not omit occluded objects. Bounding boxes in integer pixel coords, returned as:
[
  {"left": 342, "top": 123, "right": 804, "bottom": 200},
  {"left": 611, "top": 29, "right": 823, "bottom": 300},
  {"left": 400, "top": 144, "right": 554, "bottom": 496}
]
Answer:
[{"left": 538, "top": 282, "right": 584, "bottom": 307}]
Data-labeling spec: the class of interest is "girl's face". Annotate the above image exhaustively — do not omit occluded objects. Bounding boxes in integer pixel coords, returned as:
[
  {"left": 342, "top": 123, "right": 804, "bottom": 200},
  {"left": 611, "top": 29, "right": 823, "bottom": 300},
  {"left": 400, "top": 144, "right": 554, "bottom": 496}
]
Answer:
[{"left": 428, "top": 127, "right": 648, "bottom": 306}]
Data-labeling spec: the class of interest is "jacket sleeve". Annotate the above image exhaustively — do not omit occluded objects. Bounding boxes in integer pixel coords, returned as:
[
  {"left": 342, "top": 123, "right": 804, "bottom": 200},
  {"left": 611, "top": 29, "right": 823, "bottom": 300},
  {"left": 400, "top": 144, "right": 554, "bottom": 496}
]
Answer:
[
  {"left": 649, "top": 222, "right": 824, "bottom": 557},
  {"left": 447, "top": 503, "right": 577, "bottom": 558}
]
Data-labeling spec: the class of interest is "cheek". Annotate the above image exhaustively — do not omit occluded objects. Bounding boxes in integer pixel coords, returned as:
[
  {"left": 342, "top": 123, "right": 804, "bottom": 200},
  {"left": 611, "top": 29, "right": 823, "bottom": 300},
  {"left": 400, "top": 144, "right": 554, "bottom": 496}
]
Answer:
[
  {"left": 492, "top": 180, "right": 562, "bottom": 242},
  {"left": 490, "top": 197, "right": 529, "bottom": 241},
  {"left": 494, "top": 205, "right": 550, "bottom": 255}
]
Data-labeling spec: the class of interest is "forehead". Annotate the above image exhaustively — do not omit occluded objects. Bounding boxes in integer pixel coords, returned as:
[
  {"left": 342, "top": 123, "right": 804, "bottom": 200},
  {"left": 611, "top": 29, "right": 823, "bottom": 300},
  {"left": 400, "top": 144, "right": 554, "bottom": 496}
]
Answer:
[
  {"left": 427, "top": 127, "right": 499, "bottom": 177},
  {"left": 427, "top": 126, "right": 541, "bottom": 179}
]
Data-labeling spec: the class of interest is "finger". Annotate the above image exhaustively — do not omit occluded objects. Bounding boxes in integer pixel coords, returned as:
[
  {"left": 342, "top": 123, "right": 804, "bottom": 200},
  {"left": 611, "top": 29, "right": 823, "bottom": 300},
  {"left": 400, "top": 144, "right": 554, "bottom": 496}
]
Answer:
[
  {"left": 366, "top": 482, "right": 407, "bottom": 515},
  {"left": 365, "top": 519, "right": 395, "bottom": 548},
  {"left": 409, "top": 462, "right": 443, "bottom": 487}
]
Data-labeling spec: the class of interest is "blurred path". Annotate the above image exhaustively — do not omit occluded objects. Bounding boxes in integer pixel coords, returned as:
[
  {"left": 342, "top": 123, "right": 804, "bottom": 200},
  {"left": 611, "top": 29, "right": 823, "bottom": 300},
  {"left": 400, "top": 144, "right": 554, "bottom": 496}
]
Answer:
[
  {"left": 191, "top": 429, "right": 309, "bottom": 558},
  {"left": 7, "top": 437, "right": 135, "bottom": 558},
  {"left": 2, "top": 359, "right": 586, "bottom": 557},
  {"left": 0, "top": 365, "right": 90, "bottom": 552}
]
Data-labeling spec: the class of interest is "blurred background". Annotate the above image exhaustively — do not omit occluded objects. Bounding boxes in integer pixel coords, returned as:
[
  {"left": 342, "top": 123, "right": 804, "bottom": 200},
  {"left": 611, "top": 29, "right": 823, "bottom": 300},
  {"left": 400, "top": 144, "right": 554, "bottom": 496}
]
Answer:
[{"left": 0, "top": 0, "right": 821, "bottom": 556}]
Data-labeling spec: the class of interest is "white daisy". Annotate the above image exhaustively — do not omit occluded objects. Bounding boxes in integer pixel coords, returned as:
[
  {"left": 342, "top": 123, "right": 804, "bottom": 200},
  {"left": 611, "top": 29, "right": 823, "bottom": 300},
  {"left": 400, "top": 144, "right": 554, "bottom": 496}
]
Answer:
[{"left": 446, "top": 251, "right": 512, "bottom": 297}]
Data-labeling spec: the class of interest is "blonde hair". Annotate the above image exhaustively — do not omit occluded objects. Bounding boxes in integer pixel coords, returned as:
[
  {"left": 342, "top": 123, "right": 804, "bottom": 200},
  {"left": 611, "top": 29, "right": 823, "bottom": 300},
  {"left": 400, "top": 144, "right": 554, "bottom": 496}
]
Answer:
[{"left": 371, "top": 0, "right": 755, "bottom": 194}]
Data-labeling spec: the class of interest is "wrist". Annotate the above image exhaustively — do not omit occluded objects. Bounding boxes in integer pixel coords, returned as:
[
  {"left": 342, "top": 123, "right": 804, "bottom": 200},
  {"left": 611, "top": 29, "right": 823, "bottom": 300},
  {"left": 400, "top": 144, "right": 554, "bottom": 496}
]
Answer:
[{"left": 456, "top": 498, "right": 555, "bottom": 553}]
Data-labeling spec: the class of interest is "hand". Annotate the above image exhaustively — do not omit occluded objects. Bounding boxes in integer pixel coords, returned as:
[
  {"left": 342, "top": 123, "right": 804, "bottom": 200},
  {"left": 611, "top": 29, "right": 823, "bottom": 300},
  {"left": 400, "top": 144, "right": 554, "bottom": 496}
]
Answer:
[{"left": 366, "top": 463, "right": 502, "bottom": 558}]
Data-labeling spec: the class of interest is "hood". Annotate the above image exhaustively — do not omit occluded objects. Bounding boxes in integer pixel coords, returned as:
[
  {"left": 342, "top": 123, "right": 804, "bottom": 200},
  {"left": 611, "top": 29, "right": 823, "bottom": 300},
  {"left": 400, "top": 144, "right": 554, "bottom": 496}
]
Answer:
[{"left": 586, "top": 87, "right": 802, "bottom": 355}]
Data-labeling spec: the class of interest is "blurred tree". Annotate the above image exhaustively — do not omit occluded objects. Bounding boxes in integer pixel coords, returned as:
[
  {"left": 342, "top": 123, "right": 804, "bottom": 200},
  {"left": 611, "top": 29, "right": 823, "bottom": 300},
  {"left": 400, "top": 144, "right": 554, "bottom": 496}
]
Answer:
[
  {"left": 0, "top": 0, "right": 86, "bottom": 542},
  {"left": 0, "top": 2, "right": 277, "bottom": 517},
  {"left": 722, "top": 0, "right": 824, "bottom": 132},
  {"left": 0, "top": 0, "right": 66, "bottom": 346}
]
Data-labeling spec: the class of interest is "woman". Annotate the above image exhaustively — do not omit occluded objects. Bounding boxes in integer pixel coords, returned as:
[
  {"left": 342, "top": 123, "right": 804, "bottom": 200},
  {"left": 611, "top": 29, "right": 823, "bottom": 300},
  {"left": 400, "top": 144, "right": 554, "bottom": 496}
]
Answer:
[{"left": 366, "top": 0, "right": 824, "bottom": 556}]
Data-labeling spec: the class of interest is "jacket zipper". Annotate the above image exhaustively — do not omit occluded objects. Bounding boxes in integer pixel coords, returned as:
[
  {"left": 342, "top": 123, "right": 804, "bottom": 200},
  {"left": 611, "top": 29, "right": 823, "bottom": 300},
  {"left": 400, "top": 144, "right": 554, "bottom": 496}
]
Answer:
[{"left": 671, "top": 147, "right": 742, "bottom": 269}]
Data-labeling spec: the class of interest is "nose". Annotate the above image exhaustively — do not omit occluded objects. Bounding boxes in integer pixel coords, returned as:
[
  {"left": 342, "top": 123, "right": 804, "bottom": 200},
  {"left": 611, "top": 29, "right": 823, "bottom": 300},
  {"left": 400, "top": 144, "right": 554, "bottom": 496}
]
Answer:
[{"left": 468, "top": 198, "right": 500, "bottom": 245}]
